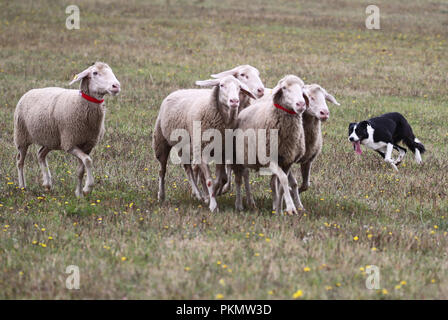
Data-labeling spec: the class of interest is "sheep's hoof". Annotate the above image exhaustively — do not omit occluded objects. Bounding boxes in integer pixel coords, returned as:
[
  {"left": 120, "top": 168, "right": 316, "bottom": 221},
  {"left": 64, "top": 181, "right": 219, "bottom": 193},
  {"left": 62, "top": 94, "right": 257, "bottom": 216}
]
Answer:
[
  {"left": 75, "top": 190, "right": 83, "bottom": 198},
  {"left": 235, "top": 202, "right": 244, "bottom": 212},
  {"left": 284, "top": 208, "right": 298, "bottom": 216},
  {"left": 209, "top": 202, "right": 218, "bottom": 213},
  {"left": 246, "top": 198, "right": 257, "bottom": 209},
  {"left": 43, "top": 185, "right": 51, "bottom": 192}
]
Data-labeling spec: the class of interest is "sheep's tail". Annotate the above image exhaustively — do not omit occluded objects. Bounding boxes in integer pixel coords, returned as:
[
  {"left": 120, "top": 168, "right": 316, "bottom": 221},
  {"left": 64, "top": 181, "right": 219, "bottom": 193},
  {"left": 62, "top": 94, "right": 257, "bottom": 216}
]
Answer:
[{"left": 403, "top": 137, "right": 426, "bottom": 154}]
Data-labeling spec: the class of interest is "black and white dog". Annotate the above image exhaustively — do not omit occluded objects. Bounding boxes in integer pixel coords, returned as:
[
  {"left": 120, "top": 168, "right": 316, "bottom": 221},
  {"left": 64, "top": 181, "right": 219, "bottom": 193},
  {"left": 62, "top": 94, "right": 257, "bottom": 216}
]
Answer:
[{"left": 348, "top": 112, "right": 425, "bottom": 171}]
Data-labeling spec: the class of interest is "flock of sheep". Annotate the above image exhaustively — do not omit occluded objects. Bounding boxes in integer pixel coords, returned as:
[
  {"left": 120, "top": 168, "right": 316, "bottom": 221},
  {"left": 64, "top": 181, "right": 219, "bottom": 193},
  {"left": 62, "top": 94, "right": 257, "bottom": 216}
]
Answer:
[{"left": 13, "top": 62, "right": 340, "bottom": 215}]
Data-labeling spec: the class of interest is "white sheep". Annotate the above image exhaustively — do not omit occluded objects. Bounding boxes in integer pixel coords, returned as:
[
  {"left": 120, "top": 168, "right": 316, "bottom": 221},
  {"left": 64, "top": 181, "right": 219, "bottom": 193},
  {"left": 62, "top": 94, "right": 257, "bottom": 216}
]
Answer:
[
  {"left": 14, "top": 62, "right": 120, "bottom": 196},
  {"left": 152, "top": 75, "right": 256, "bottom": 212},
  {"left": 191, "top": 65, "right": 265, "bottom": 198},
  {"left": 232, "top": 75, "right": 309, "bottom": 214},
  {"left": 271, "top": 84, "right": 340, "bottom": 212}
]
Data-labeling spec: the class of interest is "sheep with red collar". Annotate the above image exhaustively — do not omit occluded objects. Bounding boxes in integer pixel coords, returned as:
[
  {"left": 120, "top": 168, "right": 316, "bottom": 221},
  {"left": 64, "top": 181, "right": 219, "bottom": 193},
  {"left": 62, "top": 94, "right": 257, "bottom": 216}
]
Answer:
[
  {"left": 231, "top": 75, "right": 309, "bottom": 214},
  {"left": 13, "top": 62, "right": 120, "bottom": 196},
  {"left": 271, "top": 84, "right": 340, "bottom": 212}
]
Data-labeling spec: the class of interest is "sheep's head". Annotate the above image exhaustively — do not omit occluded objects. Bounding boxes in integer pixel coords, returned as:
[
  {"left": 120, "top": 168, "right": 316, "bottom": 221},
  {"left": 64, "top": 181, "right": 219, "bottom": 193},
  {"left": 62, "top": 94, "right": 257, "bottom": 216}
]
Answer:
[
  {"left": 211, "top": 65, "right": 265, "bottom": 99},
  {"left": 272, "top": 75, "right": 308, "bottom": 115},
  {"left": 303, "top": 84, "right": 340, "bottom": 121},
  {"left": 196, "top": 76, "right": 257, "bottom": 109},
  {"left": 70, "top": 62, "right": 121, "bottom": 97}
]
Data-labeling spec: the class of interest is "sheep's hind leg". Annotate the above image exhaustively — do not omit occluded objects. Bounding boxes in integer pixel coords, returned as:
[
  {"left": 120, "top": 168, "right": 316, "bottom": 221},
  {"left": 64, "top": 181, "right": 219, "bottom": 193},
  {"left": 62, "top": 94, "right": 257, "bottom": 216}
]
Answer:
[
  {"left": 69, "top": 146, "right": 95, "bottom": 196},
  {"left": 184, "top": 164, "right": 204, "bottom": 202},
  {"left": 218, "top": 165, "right": 232, "bottom": 195},
  {"left": 37, "top": 146, "right": 52, "bottom": 191},
  {"left": 16, "top": 145, "right": 29, "bottom": 189},
  {"left": 155, "top": 145, "right": 171, "bottom": 202},
  {"left": 199, "top": 163, "right": 218, "bottom": 212},
  {"left": 242, "top": 168, "right": 256, "bottom": 209}
]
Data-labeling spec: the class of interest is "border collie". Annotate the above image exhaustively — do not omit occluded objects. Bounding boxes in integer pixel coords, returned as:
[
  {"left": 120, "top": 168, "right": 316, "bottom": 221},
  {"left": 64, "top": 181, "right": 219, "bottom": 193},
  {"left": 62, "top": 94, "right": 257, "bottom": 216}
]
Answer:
[{"left": 348, "top": 112, "right": 425, "bottom": 171}]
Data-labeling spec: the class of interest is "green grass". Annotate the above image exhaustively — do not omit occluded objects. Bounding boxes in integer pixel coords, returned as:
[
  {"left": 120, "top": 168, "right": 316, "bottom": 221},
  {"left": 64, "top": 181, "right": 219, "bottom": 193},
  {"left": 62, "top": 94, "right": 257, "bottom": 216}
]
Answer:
[{"left": 0, "top": 0, "right": 447, "bottom": 299}]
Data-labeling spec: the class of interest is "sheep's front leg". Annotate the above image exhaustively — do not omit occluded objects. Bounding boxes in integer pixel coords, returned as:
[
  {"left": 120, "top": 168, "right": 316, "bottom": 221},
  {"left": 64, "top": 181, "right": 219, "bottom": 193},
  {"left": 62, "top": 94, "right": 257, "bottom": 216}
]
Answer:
[
  {"left": 384, "top": 143, "right": 398, "bottom": 171},
  {"left": 37, "top": 146, "right": 52, "bottom": 191},
  {"left": 218, "top": 165, "right": 233, "bottom": 195},
  {"left": 288, "top": 171, "right": 303, "bottom": 210},
  {"left": 234, "top": 167, "right": 244, "bottom": 211},
  {"left": 199, "top": 163, "right": 218, "bottom": 212},
  {"left": 75, "top": 158, "right": 85, "bottom": 197},
  {"left": 69, "top": 147, "right": 95, "bottom": 196},
  {"left": 270, "top": 175, "right": 281, "bottom": 213},
  {"left": 299, "top": 161, "right": 312, "bottom": 193},
  {"left": 269, "top": 162, "right": 297, "bottom": 215},
  {"left": 16, "top": 145, "right": 29, "bottom": 189}
]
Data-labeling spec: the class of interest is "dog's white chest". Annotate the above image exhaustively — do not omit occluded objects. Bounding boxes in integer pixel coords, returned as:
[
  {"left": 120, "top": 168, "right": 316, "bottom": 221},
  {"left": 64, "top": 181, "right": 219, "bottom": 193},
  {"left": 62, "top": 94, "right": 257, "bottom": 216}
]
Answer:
[{"left": 362, "top": 126, "right": 387, "bottom": 151}]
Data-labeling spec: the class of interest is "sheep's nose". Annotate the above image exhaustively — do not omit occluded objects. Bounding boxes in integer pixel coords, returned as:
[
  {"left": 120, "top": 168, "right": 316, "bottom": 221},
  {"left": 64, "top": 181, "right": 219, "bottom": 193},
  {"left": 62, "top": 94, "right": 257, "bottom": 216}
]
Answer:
[
  {"left": 320, "top": 110, "right": 330, "bottom": 120},
  {"left": 296, "top": 101, "right": 306, "bottom": 109},
  {"left": 257, "top": 88, "right": 264, "bottom": 97},
  {"left": 112, "top": 83, "right": 120, "bottom": 90},
  {"left": 230, "top": 98, "right": 239, "bottom": 107}
]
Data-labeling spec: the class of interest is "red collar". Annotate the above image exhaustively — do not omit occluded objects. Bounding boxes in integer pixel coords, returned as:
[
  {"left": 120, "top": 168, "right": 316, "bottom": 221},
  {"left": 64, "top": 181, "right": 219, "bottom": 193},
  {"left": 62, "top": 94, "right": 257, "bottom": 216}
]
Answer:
[
  {"left": 80, "top": 91, "right": 104, "bottom": 104},
  {"left": 274, "top": 103, "right": 296, "bottom": 115}
]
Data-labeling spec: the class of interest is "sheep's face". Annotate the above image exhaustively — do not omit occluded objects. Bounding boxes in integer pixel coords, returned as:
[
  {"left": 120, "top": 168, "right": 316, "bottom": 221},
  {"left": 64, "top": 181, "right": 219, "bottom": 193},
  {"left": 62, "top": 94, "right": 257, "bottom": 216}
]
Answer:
[
  {"left": 70, "top": 62, "right": 121, "bottom": 96},
  {"left": 304, "top": 85, "right": 330, "bottom": 121},
  {"left": 211, "top": 65, "right": 265, "bottom": 99},
  {"left": 195, "top": 76, "right": 257, "bottom": 109},
  {"left": 218, "top": 76, "right": 244, "bottom": 109},
  {"left": 273, "top": 75, "right": 307, "bottom": 114},
  {"left": 304, "top": 84, "right": 340, "bottom": 121},
  {"left": 89, "top": 63, "right": 121, "bottom": 96}
]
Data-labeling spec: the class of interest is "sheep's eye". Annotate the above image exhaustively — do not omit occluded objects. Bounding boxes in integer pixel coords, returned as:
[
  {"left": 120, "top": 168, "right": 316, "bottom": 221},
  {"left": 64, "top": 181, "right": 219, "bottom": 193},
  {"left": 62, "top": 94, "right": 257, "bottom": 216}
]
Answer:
[
  {"left": 93, "top": 71, "right": 98, "bottom": 76},
  {"left": 311, "top": 97, "right": 315, "bottom": 100},
  {"left": 240, "top": 74, "right": 245, "bottom": 77},
  {"left": 220, "top": 84, "right": 224, "bottom": 88}
]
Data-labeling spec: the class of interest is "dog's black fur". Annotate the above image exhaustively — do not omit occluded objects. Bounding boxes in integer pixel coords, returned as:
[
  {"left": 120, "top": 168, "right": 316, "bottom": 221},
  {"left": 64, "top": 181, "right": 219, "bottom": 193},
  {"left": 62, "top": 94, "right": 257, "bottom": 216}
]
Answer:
[{"left": 348, "top": 112, "right": 425, "bottom": 161}]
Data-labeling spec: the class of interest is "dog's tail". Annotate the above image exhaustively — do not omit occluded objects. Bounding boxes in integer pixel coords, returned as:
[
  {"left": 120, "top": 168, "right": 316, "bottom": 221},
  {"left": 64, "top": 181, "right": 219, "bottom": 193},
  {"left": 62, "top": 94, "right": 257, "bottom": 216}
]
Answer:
[{"left": 404, "top": 137, "right": 426, "bottom": 154}]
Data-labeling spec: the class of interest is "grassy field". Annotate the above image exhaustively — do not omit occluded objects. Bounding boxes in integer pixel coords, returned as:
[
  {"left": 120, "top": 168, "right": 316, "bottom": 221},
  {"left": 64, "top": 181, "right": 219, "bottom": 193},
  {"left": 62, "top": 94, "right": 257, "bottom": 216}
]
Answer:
[{"left": 1, "top": 0, "right": 447, "bottom": 299}]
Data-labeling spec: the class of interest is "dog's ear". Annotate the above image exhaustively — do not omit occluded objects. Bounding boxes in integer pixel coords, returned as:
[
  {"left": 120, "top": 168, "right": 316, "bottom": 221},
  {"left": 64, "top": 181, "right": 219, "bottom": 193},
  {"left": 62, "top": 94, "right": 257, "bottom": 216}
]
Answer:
[{"left": 348, "top": 122, "right": 356, "bottom": 132}]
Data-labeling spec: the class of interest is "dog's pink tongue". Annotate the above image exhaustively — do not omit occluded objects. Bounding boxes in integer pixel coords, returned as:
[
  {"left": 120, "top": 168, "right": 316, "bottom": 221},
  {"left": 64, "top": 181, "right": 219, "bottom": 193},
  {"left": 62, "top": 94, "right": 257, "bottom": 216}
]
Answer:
[{"left": 353, "top": 141, "right": 362, "bottom": 155}]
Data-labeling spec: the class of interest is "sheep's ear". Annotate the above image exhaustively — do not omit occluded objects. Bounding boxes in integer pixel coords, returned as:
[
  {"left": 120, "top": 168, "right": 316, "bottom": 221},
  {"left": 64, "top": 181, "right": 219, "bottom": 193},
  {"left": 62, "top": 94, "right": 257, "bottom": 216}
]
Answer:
[
  {"left": 323, "top": 88, "right": 340, "bottom": 106},
  {"left": 69, "top": 67, "right": 91, "bottom": 85},
  {"left": 272, "top": 84, "right": 283, "bottom": 103},
  {"left": 303, "top": 89, "right": 310, "bottom": 107},
  {"left": 239, "top": 82, "right": 257, "bottom": 100},
  {"left": 195, "top": 79, "right": 221, "bottom": 87},
  {"left": 211, "top": 67, "right": 240, "bottom": 78}
]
